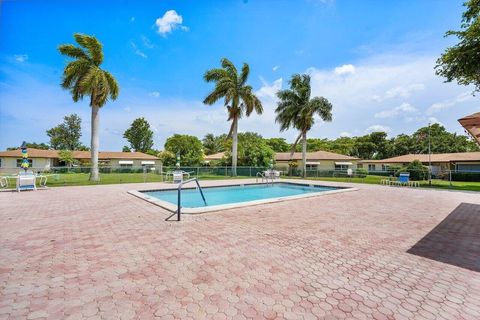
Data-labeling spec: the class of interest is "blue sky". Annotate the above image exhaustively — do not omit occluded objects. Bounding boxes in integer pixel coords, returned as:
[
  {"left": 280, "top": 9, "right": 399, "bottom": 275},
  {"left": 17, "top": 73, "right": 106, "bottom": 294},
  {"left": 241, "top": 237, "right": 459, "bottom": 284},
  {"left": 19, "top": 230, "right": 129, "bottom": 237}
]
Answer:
[{"left": 0, "top": 0, "right": 477, "bottom": 151}]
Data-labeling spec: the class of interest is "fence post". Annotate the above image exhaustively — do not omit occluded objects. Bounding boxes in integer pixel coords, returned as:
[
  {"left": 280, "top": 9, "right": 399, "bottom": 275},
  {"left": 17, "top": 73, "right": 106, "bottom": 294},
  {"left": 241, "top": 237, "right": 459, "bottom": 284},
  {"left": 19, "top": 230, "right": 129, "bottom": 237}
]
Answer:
[
  {"left": 249, "top": 167, "right": 252, "bottom": 177},
  {"left": 449, "top": 169, "right": 452, "bottom": 188}
]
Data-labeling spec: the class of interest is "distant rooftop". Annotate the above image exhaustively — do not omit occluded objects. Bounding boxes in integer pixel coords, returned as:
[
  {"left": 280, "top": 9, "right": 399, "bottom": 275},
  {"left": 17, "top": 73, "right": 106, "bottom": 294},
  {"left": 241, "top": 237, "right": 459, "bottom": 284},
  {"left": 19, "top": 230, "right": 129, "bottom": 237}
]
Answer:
[
  {"left": 360, "top": 152, "right": 480, "bottom": 163},
  {"left": 0, "top": 148, "right": 158, "bottom": 160}
]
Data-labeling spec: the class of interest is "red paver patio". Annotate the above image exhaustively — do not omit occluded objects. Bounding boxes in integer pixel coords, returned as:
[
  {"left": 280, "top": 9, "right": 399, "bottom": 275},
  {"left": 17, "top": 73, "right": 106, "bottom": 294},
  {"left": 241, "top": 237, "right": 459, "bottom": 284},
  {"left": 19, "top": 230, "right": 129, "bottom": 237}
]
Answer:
[{"left": 1, "top": 179, "right": 479, "bottom": 319}]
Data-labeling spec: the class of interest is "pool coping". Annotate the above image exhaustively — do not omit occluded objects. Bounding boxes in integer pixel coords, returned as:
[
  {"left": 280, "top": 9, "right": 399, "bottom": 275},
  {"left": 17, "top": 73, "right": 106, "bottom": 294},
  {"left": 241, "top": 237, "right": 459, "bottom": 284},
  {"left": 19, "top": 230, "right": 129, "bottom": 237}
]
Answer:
[{"left": 128, "top": 181, "right": 358, "bottom": 214}]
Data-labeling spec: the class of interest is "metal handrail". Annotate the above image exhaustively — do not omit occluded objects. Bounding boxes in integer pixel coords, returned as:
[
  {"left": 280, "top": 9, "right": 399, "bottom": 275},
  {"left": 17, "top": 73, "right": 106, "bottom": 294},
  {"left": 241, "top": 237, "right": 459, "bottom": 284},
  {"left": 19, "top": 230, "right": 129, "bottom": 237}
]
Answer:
[
  {"left": 176, "top": 178, "right": 207, "bottom": 221},
  {"left": 256, "top": 172, "right": 265, "bottom": 183}
]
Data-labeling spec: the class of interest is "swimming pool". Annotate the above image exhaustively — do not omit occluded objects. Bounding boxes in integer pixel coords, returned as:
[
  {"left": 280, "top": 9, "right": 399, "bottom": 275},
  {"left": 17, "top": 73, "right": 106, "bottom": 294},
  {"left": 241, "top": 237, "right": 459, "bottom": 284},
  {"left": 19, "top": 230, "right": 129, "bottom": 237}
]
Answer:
[{"left": 130, "top": 182, "right": 355, "bottom": 214}]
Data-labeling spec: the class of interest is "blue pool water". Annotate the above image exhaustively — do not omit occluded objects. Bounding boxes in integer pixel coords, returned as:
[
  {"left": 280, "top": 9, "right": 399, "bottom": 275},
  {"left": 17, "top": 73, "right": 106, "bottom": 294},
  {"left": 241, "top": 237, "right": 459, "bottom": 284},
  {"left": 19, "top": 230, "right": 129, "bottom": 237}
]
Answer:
[{"left": 142, "top": 183, "right": 340, "bottom": 208}]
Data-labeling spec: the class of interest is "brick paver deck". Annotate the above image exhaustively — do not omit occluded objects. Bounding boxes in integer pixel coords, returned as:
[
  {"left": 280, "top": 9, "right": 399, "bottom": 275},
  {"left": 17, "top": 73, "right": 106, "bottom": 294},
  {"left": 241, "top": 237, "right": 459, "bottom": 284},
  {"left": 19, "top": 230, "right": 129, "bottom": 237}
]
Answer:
[{"left": 1, "top": 179, "right": 479, "bottom": 319}]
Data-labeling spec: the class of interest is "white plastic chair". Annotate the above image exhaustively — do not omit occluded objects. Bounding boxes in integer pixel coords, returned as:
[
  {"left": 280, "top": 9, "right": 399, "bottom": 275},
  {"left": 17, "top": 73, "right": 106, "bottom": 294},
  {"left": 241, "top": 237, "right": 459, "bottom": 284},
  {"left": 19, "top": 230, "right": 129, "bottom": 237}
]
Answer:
[{"left": 16, "top": 171, "right": 37, "bottom": 192}]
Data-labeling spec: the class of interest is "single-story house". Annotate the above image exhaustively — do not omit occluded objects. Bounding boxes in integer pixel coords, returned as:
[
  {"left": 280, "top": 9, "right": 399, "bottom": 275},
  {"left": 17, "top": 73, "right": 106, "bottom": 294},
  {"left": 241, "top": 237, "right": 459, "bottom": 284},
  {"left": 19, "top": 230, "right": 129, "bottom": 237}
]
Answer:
[
  {"left": 0, "top": 148, "right": 160, "bottom": 174},
  {"left": 359, "top": 152, "right": 480, "bottom": 174},
  {"left": 204, "top": 150, "right": 360, "bottom": 171}
]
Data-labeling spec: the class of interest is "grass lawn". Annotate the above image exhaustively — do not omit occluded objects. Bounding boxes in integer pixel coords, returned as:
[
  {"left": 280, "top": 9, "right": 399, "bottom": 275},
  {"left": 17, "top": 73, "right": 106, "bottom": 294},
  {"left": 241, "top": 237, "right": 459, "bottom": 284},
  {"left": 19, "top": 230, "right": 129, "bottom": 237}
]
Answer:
[
  {"left": 1, "top": 172, "right": 251, "bottom": 189},
  {"left": 2, "top": 172, "right": 479, "bottom": 192},
  {"left": 287, "top": 175, "right": 480, "bottom": 192}
]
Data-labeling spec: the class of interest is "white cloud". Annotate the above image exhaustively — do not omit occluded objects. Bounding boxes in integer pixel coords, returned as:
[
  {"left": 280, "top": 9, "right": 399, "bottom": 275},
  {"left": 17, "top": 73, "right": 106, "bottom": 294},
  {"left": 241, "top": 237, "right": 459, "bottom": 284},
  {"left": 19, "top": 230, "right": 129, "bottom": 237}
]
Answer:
[
  {"left": 155, "top": 10, "right": 187, "bottom": 36},
  {"left": 130, "top": 42, "right": 147, "bottom": 58},
  {"left": 427, "top": 91, "right": 474, "bottom": 115},
  {"left": 273, "top": 65, "right": 280, "bottom": 72},
  {"left": 340, "top": 131, "right": 351, "bottom": 137},
  {"left": 14, "top": 54, "right": 28, "bottom": 62},
  {"left": 141, "top": 35, "right": 154, "bottom": 49},
  {"left": 384, "top": 83, "right": 425, "bottom": 99},
  {"left": 374, "top": 103, "right": 418, "bottom": 119},
  {"left": 334, "top": 64, "right": 355, "bottom": 75},
  {"left": 256, "top": 78, "right": 282, "bottom": 100},
  {"left": 149, "top": 91, "right": 160, "bottom": 98},
  {"left": 366, "top": 125, "right": 391, "bottom": 133}
]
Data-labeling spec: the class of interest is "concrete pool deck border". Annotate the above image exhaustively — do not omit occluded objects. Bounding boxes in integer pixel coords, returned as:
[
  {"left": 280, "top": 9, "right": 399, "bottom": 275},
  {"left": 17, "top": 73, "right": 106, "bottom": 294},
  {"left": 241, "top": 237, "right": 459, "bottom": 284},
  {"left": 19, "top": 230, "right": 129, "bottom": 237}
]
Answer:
[{"left": 128, "top": 181, "right": 359, "bottom": 214}]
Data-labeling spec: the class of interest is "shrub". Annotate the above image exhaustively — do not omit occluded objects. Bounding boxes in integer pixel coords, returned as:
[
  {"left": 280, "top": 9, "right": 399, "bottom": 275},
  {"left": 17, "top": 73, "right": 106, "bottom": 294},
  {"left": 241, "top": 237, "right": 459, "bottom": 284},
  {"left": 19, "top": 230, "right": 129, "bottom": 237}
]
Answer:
[{"left": 396, "top": 160, "right": 429, "bottom": 181}]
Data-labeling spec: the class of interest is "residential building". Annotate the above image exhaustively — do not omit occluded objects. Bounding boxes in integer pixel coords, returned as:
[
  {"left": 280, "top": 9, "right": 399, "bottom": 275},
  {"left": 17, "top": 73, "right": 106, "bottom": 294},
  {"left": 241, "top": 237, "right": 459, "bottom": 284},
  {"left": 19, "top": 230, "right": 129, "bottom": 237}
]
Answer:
[{"left": 0, "top": 148, "right": 160, "bottom": 174}]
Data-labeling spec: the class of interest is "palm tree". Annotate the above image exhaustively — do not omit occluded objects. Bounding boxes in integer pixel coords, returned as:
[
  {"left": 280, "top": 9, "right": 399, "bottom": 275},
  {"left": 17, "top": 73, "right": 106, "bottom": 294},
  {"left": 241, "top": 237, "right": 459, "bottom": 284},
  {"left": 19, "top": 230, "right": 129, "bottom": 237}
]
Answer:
[
  {"left": 275, "top": 74, "right": 332, "bottom": 177},
  {"left": 58, "top": 33, "right": 119, "bottom": 181},
  {"left": 203, "top": 58, "right": 262, "bottom": 176}
]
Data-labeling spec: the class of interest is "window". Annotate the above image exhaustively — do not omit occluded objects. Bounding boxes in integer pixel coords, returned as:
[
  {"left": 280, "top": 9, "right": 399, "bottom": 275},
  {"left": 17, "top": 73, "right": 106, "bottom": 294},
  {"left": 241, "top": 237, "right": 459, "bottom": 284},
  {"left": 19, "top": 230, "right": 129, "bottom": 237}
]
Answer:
[
  {"left": 382, "top": 164, "right": 390, "bottom": 171},
  {"left": 368, "top": 164, "right": 376, "bottom": 171},
  {"left": 120, "top": 163, "right": 133, "bottom": 168},
  {"left": 335, "top": 164, "right": 348, "bottom": 171},
  {"left": 0, "top": 159, "right": 2, "bottom": 168},
  {"left": 16, "top": 159, "right": 33, "bottom": 168},
  {"left": 306, "top": 164, "right": 318, "bottom": 171},
  {"left": 357, "top": 164, "right": 363, "bottom": 169}
]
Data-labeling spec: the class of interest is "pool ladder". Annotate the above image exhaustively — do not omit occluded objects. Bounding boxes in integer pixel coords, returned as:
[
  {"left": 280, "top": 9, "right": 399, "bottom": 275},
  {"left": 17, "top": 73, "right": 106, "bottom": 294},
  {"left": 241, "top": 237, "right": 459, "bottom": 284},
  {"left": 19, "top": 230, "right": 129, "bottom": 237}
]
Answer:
[
  {"left": 167, "top": 177, "right": 207, "bottom": 221},
  {"left": 256, "top": 172, "right": 274, "bottom": 184}
]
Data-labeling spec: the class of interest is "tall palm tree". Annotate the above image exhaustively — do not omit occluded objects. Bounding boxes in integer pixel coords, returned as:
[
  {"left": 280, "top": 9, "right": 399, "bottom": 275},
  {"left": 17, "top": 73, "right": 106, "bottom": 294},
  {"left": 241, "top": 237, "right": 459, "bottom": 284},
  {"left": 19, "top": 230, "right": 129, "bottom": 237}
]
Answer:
[
  {"left": 58, "top": 33, "right": 119, "bottom": 181},
  {"left": 275, "top": 74, "right": 333, "bottom": 177},
  {"left": 203, "top": 58, "right": 263, "bottom": 176}
]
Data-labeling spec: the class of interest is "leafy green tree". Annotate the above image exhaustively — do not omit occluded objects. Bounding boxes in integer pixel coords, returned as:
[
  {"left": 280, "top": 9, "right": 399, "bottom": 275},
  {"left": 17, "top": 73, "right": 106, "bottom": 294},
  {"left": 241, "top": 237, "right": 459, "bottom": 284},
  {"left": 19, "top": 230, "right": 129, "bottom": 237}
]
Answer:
[
  {"left": 46, "top": 114, "right": 85, "bottom": 150},
  {"left": 275, "top": 74, "right": 333, "bottom": 177},
  {"left": 122, "top": 146, "right": 131, "bottom": 152},
  {"left": 202, "top": 133, "right": 227, "bottom": 155},
  {"left": 265, "top": 138, "right": 290, "bottom": 152},
  {"left": 412, "top": 123, "right": 479, "bottom": 154},
  {"left": 164, "top": 134, "right": 204, "bottom": 166},
  {"left": 221, "top": 132, "right": 274, "bottom": 167},
  {"left": 59, "top": 33, "right": 119, "bottom": 181},
  {"left": 203, "top": 58, "right": 263, "bottom": 176},
  {"left": 397, "top": 160, "right": 429, "bottom": 181},
  {"left": 390, "top": 134, "right": 413, "bottom": 157},
  {"left": 436, "top": 0, "right": 480, "bottom": 92},
  {"left": 157, "top": 150, "right": 176, "bottom": 167},
  {"left": 58, "top": 149, "right": 75, "bottom": 167},
  {"left": 7, "top": 142, "right": 50, "bottom": 150},
  {"left": 294, "top": 138, "right": 333, "bottom": 152},
  {"left": 330, "top": 137, "right": 355, "bottom": 155},
  {"left": 123, "top": 117, "right": 154, "bottom": 152}
]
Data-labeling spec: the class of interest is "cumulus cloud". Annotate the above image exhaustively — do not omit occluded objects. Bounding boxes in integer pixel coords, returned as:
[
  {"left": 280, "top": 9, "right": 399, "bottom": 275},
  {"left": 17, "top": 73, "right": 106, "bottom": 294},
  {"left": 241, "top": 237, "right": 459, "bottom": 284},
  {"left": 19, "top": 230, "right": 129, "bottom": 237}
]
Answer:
[
  {"left": 374, "top": 103, "right": 418, "bottom": 119},
  {"left": 384, "top": 83, "right": 425, "bottom": 99},
  {"left": 340, "top": 132, "right": 352, "bottom": 137},
  {"left": 427, "top": 91, "right": 474, "bottom": 115},
  {"left": 273, "top": 65, "right": 280, "bottom": 72},
  {"left": 149, "top": 91, "right": 160, "bottom": 98},
  {"left": 14, "top": 54, "right": 28, "bottom": 62},
  {"left": 366, "top": 125, "right": 391, "bottom": 133},
  {"left": 155, "top": 10, "right": 188, "bottom": 36},
  {"left": 334, "top": 64, "right": 355, "bottom": 75},
  {"left": 256, "top": 78, "right": 282, "bottom": 100}
]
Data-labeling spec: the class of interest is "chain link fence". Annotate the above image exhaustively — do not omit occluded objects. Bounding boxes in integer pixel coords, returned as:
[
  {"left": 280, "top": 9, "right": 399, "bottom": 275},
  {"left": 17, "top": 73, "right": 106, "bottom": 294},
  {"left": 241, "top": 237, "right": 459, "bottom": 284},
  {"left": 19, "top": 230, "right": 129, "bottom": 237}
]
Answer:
[{"left": 1, "top": 165, "right": 479, "bottom": 190}]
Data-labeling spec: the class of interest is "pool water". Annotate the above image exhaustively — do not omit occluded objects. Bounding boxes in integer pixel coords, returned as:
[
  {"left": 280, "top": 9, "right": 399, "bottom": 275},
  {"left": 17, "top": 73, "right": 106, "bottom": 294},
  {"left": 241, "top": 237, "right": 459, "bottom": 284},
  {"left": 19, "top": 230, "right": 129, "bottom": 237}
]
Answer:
[{"left": 142, "top": 183, "right": 340, "bottom": 208}]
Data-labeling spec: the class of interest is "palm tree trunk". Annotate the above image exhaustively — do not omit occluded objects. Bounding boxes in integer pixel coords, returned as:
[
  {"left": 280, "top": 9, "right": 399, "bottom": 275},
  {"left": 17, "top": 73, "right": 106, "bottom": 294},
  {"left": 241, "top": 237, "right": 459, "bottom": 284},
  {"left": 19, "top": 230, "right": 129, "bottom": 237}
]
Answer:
[
  {"left": 231, "top": 117, "right": 238, "bottom": 177},
  {"left": 302, "top": 132, "right": 307, "bottom": 178},
  {"left": 89, "top": 104, "right": 100, "bottom": 181}
]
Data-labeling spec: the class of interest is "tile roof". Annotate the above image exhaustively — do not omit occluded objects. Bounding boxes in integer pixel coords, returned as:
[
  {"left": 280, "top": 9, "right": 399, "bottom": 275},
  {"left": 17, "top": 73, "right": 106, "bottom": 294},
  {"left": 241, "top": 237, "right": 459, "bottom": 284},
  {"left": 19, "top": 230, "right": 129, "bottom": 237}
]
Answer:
[
  {"left": 204, "top": 152, "right": 225, "bottom": 161},
  {"left": 459, "top": 112, "right": 480, "bottom": 145},
  {"left": 359, "top": 152, "right": 480, "bottom": 163},
  {"left": 275, "top": 150, "right": 359, "bottom": 161},
  {"left": 0, "top": 148, "right": 159, "bottom": 160}
]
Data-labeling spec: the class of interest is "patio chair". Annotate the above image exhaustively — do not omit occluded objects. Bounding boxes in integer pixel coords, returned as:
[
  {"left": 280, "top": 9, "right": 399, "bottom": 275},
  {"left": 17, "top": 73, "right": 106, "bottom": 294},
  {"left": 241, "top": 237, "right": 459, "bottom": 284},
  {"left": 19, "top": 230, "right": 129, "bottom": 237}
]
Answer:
[
  {"left": 16, "top": 171, "right": 37, "bottom": 192},
  {"left": 273, "top": 170, "right": 281, "bottom": 180},
  {"left": 395, "top": 172, "right": 410, "bottom": 187}
]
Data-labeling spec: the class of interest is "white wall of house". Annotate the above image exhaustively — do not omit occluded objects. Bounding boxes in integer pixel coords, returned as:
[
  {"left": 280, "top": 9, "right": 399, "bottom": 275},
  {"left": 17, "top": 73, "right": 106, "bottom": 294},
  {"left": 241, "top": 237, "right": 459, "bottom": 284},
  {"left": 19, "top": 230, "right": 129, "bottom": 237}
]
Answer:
[
  {"left": 276, "top": 160, "right": 358, "bottom": 171},
  {"left": 108, "top": 159, "right": 161, "bottom": 167},
  {"left": 0, "top": 157, "right": 52, "bottom": 173}
]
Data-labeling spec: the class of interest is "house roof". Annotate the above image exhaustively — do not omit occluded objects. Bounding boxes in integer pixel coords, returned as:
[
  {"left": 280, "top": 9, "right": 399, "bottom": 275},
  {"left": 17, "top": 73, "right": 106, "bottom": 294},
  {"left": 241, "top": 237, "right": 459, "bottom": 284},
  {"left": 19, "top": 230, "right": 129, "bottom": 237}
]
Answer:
[
  {"left": 275, "top": 150, "right": 359, "bottom": 161},
  {"left": 459, "top": 112, "right": 480, "bottom": 145},
  {"left": 204, "top": 152, "right": 225, "bottom": 161},
  {"left": 359, "top": 152, "right": 480, "bottom": 164},
  {"left": 0, "top": 148, "right": 159, "bottom": 160}
]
